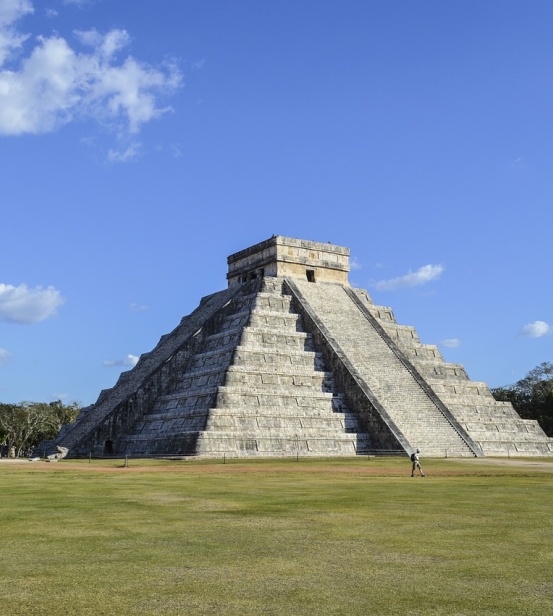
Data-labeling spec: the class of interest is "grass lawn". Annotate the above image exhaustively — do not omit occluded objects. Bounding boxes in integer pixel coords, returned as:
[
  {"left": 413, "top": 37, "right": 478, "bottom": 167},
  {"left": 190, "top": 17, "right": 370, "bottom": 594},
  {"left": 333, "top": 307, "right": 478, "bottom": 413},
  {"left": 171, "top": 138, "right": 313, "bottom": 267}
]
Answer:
[{"left": 0, "top": 456, "right": 552, "bottom": 615}]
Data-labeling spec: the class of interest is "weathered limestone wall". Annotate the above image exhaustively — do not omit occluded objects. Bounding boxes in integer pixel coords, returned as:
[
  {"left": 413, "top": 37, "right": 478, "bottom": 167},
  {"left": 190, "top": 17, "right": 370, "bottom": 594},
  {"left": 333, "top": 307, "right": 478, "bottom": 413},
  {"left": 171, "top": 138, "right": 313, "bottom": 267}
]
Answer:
[{"left": 227, "top": 236, "right": 350, "bottom": 286}]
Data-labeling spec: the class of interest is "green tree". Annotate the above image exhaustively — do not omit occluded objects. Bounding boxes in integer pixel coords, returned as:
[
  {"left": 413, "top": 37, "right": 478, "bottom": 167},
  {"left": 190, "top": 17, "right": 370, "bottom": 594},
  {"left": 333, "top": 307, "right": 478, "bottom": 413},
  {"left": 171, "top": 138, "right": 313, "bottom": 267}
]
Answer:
[
  {"left": 0, "top": 400, "right": 80, "bottom": 457},
  {"left": 492, "top": 362, "right": 553, "bottom": 436}
]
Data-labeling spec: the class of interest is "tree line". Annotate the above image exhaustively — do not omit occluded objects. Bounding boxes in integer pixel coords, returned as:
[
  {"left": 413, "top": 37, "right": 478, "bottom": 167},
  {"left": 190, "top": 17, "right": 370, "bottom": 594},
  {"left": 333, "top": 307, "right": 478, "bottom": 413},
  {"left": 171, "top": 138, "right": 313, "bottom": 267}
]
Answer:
[
  {"left": 491, "top": 361, "right": 553, "bottom": 437},
  {"left": 0, "top": 400, "right": 80, "bottom": 457}
]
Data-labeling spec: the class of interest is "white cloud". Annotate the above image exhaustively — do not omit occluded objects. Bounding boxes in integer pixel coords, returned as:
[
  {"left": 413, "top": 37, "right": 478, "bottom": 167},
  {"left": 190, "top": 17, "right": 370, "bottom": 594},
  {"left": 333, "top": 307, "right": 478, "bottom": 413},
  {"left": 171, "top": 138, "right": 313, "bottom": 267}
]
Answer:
[
  {"left": 103, "top": 354, "right": 139, "bottom": 367},
  {"left": 0, "top": 347, "right": 12, "bottom": 367},
  {"left": 375, "top": 264, "right": 444, "bottom": 291},
  {"left": 0, "top": 0, "right": 33, "bottom": 65},
  {"left": 440, "top": 338, "right": 460, "bottom": 348},
  {"left": 518, "top": 320, "right": 552, "bottom": 338},
  {"left": 349, "top": 256, "right": 361, "bottom": 271},
  {"left": 129, "top": 302, "right": 148, "bottom": 312},
  {"left": 0, "top": 3, "right": 182, "bottom": 141},
  {"left": 0, "top": 283, "right": 65, "bottom": 323}
]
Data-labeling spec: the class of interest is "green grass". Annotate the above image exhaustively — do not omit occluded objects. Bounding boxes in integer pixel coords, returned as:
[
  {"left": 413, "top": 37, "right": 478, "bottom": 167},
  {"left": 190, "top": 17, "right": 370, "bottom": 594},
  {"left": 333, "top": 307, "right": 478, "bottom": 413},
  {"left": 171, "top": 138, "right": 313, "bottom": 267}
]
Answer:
[{"left": 1, "top": 457, "right": 552, "bottom": 615}]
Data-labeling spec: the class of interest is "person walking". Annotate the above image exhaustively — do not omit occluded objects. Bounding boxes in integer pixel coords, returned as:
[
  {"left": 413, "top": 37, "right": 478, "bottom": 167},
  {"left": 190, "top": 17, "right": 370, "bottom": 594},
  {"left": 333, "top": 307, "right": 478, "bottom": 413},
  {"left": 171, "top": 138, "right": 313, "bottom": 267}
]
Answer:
[{"left": 410, "top": 449, "right": 425, "bottom": 477}]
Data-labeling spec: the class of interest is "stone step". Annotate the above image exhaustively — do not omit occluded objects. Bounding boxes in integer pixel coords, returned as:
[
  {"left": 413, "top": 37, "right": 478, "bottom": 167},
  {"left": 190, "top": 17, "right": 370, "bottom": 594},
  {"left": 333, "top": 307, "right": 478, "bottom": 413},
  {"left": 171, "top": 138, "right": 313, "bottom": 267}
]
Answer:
[
  {"left": 198, "top": 433, "right": 368, "bottom": 455},
  {"left": 139, "top": 395, "right": 356, "bottom": 421},
  {"left": 166, "top": 370, "right": 227, "bottom": 392},
  {"left": 215, "top": 386, "right": 335, "bottom": 406},
  {"left": 402, "top": 347, "right": 444, "bottom": 361},
  {"left": 477, "top": 441, "right": 553, "bottom": 455},
  {"left": 155, "top": 387, "right": 219, "bottom": 411},
  {"left": 428, "top": 381, "right": 492, "bottom": 397},
  {"left": 232, "top": 347, "right": 324, "bottom": 369},
  {"left": 199, "top": 329, "right": 243, "bottom": 354},
  {"left": 223, "top": 366, "right": 331, "bottom": 389},
  {"left": 189, "top": 348, "right": 235, "bottom": 370},
  {"left": 136, "top": 403, "right": 356, "bottom": 424},
  {"left": 119, "top": 428, "right": 368, "bottom": 443},
  {"left": 216, "top": 308, "right": 252, "bottom": 329},
  {"left": 225, "top": 363, "right": 328, "bottom": 377},
  {"left": 447, "top": 402, "right": 522, "bottom": 420},
  {"left": 383, "top": 325, "right": 422, "bottom": 345},
  {"left": 134, "top": 413, "right": 361, "bottom": 434},
  {"left": 248, "top": 311, "right": 303, "bottom": 330},
  {"left": 133, "top": 423, "right": 358, "bottom": 439},
  {"left": 413, "top": 364, "right": 470, "bottom": 381},
  {"left": 253, "top": 294, "right": 294, "bottom": 312},
  {"left": 206, "top": 414, "right": 360, "bottom": 430},
  {"left": 240, "top": 328, "right": 314, "bottom": 351},
  {"left": 463, "top": 421, "right": 549, "bottom": 436}
]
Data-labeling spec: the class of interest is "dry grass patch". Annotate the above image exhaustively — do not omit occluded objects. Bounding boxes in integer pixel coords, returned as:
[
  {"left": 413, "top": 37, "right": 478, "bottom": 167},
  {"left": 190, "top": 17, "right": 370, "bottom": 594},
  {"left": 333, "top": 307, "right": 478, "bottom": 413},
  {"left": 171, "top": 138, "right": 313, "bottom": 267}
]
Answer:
[{"left": 1, "top": 457, "right": 552, "bottom": 615}]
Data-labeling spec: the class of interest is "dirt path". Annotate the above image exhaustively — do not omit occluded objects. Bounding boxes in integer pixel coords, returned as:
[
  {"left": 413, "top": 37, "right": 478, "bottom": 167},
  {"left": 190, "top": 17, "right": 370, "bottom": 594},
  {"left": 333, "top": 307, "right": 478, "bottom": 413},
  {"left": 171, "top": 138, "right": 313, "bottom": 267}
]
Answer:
[
  {"left": 463, "top": 457, "right": 553, "bottom": 471},
  {"left": 2, "top": 456, "right": 552, "bottom": 475}
]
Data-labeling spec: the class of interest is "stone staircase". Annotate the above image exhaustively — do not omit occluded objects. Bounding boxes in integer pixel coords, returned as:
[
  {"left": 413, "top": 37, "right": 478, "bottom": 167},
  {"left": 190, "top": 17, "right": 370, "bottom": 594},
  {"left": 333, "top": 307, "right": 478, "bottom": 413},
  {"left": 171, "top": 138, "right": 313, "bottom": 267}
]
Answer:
[
  {"left": 116, "top": 278, "right": 370, "bottom": 457},
  {"left": 351, "top": 288, "right": 553, "bottom": 456},
  {"left": 289, "top": 280, "right": 478, "bottom": 457}
]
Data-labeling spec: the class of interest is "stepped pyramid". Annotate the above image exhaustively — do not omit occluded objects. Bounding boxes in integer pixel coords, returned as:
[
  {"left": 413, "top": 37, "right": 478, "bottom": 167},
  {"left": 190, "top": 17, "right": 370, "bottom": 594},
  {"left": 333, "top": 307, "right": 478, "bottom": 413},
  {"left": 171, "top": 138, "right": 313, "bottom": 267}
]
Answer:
[{"left": 51, "top": 236, "right": 553, "bottom": 458}]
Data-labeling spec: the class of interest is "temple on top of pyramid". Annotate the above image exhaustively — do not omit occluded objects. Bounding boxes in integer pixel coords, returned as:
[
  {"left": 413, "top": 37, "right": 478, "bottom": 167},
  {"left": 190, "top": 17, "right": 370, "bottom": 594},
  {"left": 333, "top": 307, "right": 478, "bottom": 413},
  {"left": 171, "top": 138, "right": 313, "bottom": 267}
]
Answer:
[
  {"left": 45, "top": 236, "right": 553, "bottom": 459},
  {"left": 227, "top": 235, "right": 350, "bottom": 285}
]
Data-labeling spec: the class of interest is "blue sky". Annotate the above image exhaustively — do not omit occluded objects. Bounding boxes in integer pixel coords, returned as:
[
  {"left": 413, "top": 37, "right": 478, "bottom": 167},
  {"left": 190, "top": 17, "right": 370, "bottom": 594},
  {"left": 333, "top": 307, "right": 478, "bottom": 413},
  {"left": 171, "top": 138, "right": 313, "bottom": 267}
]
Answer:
[{"left": 1, "top": 0, "right": 552, "bottom": 405}]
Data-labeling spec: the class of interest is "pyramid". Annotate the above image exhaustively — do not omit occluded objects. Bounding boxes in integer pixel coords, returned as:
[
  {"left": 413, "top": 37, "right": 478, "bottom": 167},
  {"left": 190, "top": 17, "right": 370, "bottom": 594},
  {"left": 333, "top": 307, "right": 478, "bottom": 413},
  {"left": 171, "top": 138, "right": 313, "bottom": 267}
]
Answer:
[{"left": 50, "top": 236, "right": 553, "bottom": 458}]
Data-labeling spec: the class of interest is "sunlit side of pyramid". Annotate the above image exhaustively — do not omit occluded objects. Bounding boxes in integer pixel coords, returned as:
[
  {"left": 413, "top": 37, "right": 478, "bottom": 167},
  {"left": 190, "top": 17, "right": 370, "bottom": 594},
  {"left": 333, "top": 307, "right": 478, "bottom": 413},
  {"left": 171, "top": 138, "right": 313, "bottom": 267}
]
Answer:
[{"left": 50, "top": 236, "right": 553, "bottom": 458}]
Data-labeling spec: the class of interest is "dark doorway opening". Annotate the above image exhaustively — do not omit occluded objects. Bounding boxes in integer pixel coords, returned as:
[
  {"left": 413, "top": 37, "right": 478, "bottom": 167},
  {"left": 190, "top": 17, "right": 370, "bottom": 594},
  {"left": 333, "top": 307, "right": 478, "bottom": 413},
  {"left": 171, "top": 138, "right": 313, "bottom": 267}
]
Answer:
[
  {"left": 306, "top": 269, "right": 316, "bottom": 282},
  {"left": 104, "top": 440, "right": 114, "bottom": 455}
]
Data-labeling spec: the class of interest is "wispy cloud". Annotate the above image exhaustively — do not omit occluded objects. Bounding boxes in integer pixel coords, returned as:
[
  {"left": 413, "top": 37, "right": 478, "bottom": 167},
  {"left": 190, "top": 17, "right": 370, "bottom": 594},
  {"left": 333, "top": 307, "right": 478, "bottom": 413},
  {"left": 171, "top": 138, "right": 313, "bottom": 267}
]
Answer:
[
  {"left": 375, "top": 264, "right": 444, "bottom": 291},
  {"left": 191, "top": 58, "right": 205, "bottom": 70},
  {"left": 103, "top": 354, "right": 139, "bottom": 367},
  {"left": 518, "top": 320, "right": 552, "bottom": 338},
  {"left": 0, "top": 347, "right": 12, "bottom": 367},
  {"left": 0, "top": 283, "right": 65, "bottom": 324},
  {"left": 170, "top": 143, "right": 183, "bottom": 158},
  {"left": 510, "top": 156, "right": 527, "bottom": 171},
  {"left": 0, "top": 0, "right": 33, "bottom": 65},
  {"left": 129, "top": 302, "right": 148, "bottom": 312},
  {"left": 0, "top": 1, "right": 182, "bottom": 146},
  {"left": 440, "top": 338, "right": 460, "bottom": 348},
  {"left": 349, "top": 256, "right": 361, "bottom": 271},
  {"left": 107, "top": 142, "right": 142, "bottom": 163}
]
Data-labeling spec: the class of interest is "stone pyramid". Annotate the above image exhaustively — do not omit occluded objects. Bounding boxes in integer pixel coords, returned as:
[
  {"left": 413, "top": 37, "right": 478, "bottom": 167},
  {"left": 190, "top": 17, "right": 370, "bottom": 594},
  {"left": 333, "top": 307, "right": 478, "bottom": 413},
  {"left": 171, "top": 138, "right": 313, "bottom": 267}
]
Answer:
[{"left": 50, "top": 236, "right": 553, "bottom": 458}]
